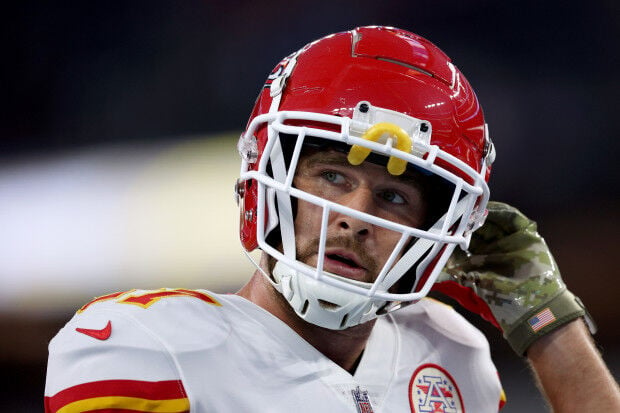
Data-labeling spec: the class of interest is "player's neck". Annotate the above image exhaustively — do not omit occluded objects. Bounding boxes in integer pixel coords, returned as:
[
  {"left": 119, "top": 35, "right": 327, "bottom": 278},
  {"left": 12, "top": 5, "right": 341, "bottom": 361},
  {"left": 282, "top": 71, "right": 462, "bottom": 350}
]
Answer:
[{"left": 237, "top": 272, "right": 374, "bottom": 374}]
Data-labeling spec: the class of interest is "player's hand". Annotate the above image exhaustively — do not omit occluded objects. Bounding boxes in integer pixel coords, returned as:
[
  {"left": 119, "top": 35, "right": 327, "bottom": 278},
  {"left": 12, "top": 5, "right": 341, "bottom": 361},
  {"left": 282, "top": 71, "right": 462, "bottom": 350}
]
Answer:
[{"left": 432, "top": 201, "right": 594, "bottom": 355}]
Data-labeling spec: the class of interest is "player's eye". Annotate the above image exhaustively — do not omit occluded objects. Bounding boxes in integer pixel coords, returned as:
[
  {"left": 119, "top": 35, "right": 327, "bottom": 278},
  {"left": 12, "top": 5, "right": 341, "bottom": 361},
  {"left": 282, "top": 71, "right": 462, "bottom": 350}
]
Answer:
[
  {"left": 377, "top": 189, "right": 405, "bottom": 205},
  {"left": 321, "top": 170, "right": 345, "bottom": 184}
]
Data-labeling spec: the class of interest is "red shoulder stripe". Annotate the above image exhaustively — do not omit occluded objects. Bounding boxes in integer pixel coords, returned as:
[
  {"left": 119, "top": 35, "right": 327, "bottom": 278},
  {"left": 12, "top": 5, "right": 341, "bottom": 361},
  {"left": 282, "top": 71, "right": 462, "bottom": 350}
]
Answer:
[
  {"left": 76, "top": 410, "right": 185, "bottom": 413},
  {"left": 45, "top": 379, "right": 188, "bottom": 413}
]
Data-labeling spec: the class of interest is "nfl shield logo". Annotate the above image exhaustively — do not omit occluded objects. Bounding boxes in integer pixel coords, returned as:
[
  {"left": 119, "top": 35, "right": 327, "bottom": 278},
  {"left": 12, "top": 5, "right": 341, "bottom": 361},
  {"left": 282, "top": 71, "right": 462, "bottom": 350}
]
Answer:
[{"left": 351, "top": 386, "right": 375, "bottom": 413}]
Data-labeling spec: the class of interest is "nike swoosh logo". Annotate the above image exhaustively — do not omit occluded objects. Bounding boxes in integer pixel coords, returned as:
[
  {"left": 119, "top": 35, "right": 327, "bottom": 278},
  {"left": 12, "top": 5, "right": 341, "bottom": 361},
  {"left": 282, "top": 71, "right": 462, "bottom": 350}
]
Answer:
[{"left": 76, "top": 320, "right": 112, "bottom": 340}]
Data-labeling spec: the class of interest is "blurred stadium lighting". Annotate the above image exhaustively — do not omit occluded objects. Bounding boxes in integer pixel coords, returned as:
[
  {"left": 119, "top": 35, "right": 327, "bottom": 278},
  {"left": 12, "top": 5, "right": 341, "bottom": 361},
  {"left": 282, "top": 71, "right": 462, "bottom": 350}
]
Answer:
[{"left": 0, "top": 134, "right": 254, "bottom": 315}]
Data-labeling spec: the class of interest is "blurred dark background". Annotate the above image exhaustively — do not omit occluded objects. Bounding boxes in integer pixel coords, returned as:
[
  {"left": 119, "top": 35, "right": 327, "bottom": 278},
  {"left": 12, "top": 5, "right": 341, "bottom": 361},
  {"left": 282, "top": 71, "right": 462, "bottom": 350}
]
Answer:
[{"left": 3, "top": 1, "right": 619, "bottom": 411}]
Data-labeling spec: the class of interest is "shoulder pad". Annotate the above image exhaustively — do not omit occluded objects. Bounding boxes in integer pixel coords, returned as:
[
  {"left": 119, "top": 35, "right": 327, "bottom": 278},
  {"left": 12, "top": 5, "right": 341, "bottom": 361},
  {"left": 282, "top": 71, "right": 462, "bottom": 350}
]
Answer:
[{"left": 392, "top": 298, "right": 489, "bottom": 349}]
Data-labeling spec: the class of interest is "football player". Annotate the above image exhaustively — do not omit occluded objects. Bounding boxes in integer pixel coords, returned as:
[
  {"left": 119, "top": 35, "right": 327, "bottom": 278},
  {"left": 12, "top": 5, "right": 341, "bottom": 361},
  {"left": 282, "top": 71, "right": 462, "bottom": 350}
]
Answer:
[{"left": 45, "top": 26, "right": 619, "bottom": 412}]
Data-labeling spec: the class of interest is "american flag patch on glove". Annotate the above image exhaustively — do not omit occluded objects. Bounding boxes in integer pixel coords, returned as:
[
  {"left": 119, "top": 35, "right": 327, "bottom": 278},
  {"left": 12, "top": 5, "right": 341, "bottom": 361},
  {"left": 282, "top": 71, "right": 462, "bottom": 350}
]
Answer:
[{"left": 528, "top": 308, "right": 557, "bottom": 332}]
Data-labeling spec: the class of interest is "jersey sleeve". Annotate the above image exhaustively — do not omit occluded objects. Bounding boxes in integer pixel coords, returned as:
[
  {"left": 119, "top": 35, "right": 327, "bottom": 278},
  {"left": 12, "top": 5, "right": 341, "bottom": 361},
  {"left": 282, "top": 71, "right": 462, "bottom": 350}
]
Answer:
[
  {"left": 396, "top": 298, "right": 507, "bottom": 412},
  {"left": 44, "top": 301, "right": 189, "bottom": 413},
  {"left": 499, "top": 387, "right": 507, "bottom": 410}
]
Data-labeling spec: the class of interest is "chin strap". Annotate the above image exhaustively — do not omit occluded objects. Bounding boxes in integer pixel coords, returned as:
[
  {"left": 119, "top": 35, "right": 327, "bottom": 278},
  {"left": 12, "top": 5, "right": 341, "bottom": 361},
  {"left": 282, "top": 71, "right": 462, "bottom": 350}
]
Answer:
[
  {"left": 272, "top": 260, "right": 385, "bottom": 330},
  {"left": 242, "top": 250, "right": 270, "bottom": 279}
]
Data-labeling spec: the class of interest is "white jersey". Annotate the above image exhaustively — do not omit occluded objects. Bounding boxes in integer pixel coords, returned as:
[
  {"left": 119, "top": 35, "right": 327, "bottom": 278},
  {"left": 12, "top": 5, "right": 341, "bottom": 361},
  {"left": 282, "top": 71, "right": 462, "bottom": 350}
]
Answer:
[{"left": 45, "top": 288, "right": 505, "bottom": 412}]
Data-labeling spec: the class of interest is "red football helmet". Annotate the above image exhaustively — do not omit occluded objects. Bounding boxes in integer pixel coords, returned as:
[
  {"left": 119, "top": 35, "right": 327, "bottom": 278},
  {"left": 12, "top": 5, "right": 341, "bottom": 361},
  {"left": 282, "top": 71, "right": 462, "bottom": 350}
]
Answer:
[{"left": 235, "top": 26, "right": 494, "bottom": 329}]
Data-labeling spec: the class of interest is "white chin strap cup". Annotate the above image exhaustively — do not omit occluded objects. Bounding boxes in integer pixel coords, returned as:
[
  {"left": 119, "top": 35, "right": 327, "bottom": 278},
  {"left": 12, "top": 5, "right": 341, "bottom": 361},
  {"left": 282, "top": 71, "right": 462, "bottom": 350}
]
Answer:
[{"left": 272, "top": 261, "right": 386, "bottom": 330}]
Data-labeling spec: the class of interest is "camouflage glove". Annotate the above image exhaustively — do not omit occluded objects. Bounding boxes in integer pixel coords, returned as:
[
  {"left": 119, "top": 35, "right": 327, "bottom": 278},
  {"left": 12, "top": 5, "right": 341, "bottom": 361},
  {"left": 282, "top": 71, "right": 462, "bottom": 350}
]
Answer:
[{"left": 432, "top": 201, "right": 595, "bottom": 356}]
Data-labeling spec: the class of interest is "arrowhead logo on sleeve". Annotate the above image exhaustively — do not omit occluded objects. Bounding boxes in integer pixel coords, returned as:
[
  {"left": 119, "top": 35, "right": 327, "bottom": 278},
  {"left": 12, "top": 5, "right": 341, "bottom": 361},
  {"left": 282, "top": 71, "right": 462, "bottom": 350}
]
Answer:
[
  {"left": 75, "top": 320, "right": 112, "bottom": 340},
  {"left": 409, "top": 364, "right": 464, "bottom": 413}
]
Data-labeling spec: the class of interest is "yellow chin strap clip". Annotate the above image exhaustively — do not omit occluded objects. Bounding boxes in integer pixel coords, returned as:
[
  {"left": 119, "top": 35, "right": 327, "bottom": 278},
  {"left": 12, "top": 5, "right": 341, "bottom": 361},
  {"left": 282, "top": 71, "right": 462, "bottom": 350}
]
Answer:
[{"left": 347, "top": 122, "right": 412, "bottom": 176}]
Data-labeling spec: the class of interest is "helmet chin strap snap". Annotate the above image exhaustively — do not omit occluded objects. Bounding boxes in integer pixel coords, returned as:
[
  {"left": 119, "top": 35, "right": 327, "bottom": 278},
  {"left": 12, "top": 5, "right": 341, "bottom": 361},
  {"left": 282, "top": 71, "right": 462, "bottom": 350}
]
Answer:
[{"left": 347, "top": 122, "right": 412, "bottom": 176}]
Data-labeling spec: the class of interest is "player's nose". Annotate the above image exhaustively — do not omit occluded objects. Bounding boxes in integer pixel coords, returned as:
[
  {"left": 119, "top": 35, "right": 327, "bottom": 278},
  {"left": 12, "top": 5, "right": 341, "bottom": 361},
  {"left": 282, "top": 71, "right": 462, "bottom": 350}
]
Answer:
[{"left": 334, "top": 187, "right": 375, "bottom": 238}]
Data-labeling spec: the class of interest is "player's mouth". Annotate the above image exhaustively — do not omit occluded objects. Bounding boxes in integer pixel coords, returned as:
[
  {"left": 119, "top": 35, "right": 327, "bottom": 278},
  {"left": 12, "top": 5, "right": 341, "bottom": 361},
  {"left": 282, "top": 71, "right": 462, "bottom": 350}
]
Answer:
[{"left": 323, "top": 249, "right": 369, "bottom": 281}]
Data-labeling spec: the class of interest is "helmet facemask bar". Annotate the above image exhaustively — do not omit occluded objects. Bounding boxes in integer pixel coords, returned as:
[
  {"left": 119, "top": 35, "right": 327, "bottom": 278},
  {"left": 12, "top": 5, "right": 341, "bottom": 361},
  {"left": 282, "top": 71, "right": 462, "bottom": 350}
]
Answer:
[{"left": 239, "top": 107, "right": 489, "bottom": 308}]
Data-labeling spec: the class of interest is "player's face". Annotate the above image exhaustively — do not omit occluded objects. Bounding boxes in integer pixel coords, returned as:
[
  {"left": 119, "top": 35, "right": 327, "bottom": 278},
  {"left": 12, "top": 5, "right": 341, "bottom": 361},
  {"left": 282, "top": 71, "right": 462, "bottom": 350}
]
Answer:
[{"left": 293, "top": 149, "right": 427, "bottom": 283}]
